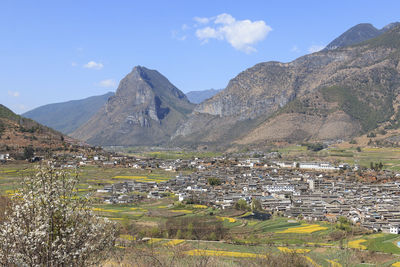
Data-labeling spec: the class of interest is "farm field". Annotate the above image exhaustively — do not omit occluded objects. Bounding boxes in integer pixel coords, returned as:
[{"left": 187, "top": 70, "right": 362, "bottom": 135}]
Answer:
[
  {"left": 277, "top": 145, "right": 400, "bottom": 171},
  {"left": 106, "top": 148, "right": 223, "bottom": 160},
  {"left": 3, "top": 163, "right": 400, "bottom": 266},
  {"left": 0, "top": 163, "right": 179, "bottom": 194}
]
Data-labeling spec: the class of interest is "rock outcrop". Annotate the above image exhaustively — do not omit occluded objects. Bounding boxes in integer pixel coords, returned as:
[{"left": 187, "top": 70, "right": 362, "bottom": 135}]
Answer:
[
  {"left": 173, "top": 25, "right": 400, "bottom": 147},
  {"left": 71, "top": 66, "right": 194, "bottom": 146}
]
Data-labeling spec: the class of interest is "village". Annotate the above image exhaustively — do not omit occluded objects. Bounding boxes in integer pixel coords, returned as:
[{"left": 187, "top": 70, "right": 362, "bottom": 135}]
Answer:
[
  {"left": 3, "top": 147, "right": 400, "bottom": 234},
  {"left": 50, "top": 151, "right": 400, "bottom": 236}
]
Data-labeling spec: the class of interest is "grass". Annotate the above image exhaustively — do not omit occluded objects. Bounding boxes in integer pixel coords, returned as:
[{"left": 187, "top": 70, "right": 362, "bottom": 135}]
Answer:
[{"left": 366, "top": 234, "right": 400, "bottom": 254}]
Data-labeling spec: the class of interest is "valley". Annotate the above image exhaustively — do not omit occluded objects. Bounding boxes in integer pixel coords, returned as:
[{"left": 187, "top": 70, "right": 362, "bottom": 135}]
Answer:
[{"left": 2, "top": 7, "right": 400, "bottom": 266}]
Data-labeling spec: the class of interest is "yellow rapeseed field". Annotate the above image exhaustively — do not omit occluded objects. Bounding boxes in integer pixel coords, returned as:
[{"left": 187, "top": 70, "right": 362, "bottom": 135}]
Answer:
[
  {"left": 184, "top": 249, "right": 267, "bottom": 258},
  {"left": 192, "top": 204, "right": 208, "bottom": 209},
  {"left": 92, "top": 207, "right": 120, "bottom": 213},
  {"left": 392, "top": 262, "right": 400, "bottom": 267},
  {"left": 303, "top": 256, "right": 321, "bottom": 267},
  {"left": 216, "top": 216, "right": 237, "bottom": 223},
  {"left": 348, "top": 239, "right": 367, "bottom": 249},
  {"left": 112, "top": 175, "right": 168, "bottom": 183},
  {"left": 326, "top": 259, "right": 342, "bottom": 267},
  {"left": 170, "top": 209, "right": 193, "bottom": 213},
  {"left": 113, "top": 175, "right": 147, "bottom": 179},
  {"left": 163, "top": 239, "right": 185, "bottom": 246},
  {"left": 307, "top": 242, "right": 332, "bottom": 246},
  {"left": 277, "top": 247, "right": 310, "bottom": 253},
  {"left": 148, "top": 238, "right": 162, "bottom": 244},
  {"left": 277, "top": 224, "right": 328, "bottom": 234}
]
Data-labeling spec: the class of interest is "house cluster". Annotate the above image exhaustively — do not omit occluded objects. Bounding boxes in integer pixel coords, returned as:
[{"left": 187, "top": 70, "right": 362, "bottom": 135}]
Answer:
[
  {"left": 95, "top": 155, "right": 400, "bottom": 233},
  {"left": 0, "top": 153, "right": 10, "bottom": 162}
]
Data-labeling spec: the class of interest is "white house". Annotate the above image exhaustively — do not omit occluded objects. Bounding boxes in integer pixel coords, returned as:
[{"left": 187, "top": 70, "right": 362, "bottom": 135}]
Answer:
[{"left": 390, "top": 224, "right": 400, "bottom": 234}]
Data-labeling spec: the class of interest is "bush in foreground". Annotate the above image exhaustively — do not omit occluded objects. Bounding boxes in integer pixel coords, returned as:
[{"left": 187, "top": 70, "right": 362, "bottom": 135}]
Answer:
[{"left": 0, "top": 165, "right": 117, "bottom": 266}]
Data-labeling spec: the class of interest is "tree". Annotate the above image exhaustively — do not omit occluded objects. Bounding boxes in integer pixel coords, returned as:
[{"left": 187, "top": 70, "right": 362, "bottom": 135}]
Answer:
[
  {"left": 23, "top": 145, "right": 34, "bottom": 160},
  {"left": 207, "top": 177, "right": 221, "bottom": 186},
  {"left": 251, "top": 199, "right": 262, "bottom": 211},
  {"left": 0, "top": 166, "right": 116, "bottom": 266},
  {"left": 234, "top": 199, "right": 250, "bottom": 211}
]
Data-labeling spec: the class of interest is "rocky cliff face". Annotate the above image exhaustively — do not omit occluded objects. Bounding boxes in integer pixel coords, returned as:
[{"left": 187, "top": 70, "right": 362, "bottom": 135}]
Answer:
[
  {"left": 173, "top": 25, "right": 400, "bottom": 147},
  {"left": 71, "top": 66, "right": 194, "bottom": 146}
]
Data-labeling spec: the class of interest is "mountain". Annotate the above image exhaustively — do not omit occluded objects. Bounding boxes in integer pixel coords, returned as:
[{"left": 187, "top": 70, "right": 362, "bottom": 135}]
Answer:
[
  {"left": 0, "top": 104, "right": 68, "bottom": 156},
  {"left": 23, "top": 92, "right": 114, "bottom": 134},
  {"left": 325, "top": 22, "right": 400, "bottom": 50},
  {"left": 71, "top": 66, "right": 195, "bottom": 146},
  {"left": 173, "top": 25, "right": 400, "bottom": 148},
  {"left": 186, "top": 89, "right": 222, "bottom": 104}
]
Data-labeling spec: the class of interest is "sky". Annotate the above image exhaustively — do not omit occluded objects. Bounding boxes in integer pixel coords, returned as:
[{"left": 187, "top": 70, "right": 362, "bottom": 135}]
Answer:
[{"left": 1, "top": 0, "right": 400, "bottom": 114}]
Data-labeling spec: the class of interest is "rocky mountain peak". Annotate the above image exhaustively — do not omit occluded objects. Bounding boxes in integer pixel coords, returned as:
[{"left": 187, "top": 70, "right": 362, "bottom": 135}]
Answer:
[
  {"left": 71, "top": 66, "right": 194, "bottom": 146},
  {"left": 381, "top": 22, "right": 400, "bottom": 32},
  {"left": 324, "top": 22, "right": 400, "bottom": 51},
  {"left": 324, "top": 23, "right": 380, "bottom": 50}
]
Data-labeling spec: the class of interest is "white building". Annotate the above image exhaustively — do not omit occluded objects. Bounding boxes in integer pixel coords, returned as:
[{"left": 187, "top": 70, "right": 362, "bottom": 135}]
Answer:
[{"left": 390, "top": 224, "right": 400, "bottom": 234}]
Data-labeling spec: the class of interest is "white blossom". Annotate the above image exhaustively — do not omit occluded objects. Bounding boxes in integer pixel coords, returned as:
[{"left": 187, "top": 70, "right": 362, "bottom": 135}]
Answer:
[{"left": 0, "top": 165, "right": 116, "bottom": 266}]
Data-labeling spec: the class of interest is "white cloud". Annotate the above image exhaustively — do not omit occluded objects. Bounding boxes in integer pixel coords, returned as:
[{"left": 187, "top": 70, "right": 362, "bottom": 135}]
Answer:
[
  {"left": 214, "top": 13, "right": 235, "bottom": 25},
  {"left": 194, "top": 13, "right": 272, "bottom": 53},
  {"left": 8, "top": 90, "right": 20, "bottom": 97},
  {"left": 193, "top": 17, "right": 210, "bottom": 24},
  {"left": 71, "top": 62, "right": 77, "bottom": 67},
  {"left": 308, "top": 44, "right": 325, "bottom": 53},
  {"left": 196, "top": 27, "right": 220, "bottom": 41},
  {"left": 84, "top": 61, "right": 104, "bottom": 70},
  {"left": 290, "top": 45, "right": 300, "bottom": 53},
  {"left": 98, "top": 79, "right": 116, "bottom": 88}
]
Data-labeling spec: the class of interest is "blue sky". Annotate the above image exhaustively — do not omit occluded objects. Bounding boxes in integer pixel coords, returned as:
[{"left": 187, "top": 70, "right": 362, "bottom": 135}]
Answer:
[{"left": 1, "top": 0, "right": 400, "bottom": 114}]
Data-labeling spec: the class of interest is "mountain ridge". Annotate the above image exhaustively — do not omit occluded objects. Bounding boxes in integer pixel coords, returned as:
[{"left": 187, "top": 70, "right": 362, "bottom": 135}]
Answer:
[
  {"left": 71, "top": 66, "right": 195, "bottom": 146},
  {"left": 23, "top": 92, "right": 114, "bottom": 134},
  {"left": 324, "top": 22, "right": 400, "bottom": 50},
  {"left": 0, "top": 104, "right": 70, "bottom": 156},
  {"left": 173, "top": 24, "right": 400, "bottom": 148}
]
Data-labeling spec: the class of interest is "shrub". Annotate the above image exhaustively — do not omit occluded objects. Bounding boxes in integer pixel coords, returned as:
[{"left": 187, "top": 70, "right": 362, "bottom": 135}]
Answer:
[{"left": 0, "top": 166, "right": 117, "bottom": 266}]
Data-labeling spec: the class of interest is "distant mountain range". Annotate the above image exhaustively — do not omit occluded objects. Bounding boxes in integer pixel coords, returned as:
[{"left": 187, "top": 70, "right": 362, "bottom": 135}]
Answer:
[
  {"left": 23, "top": 92, "right": 114, "bottom": 134},
  {"left": 22, "top": 88, "right": 220, "bottom": 135},
  {"left": 186, "top": 89, "right": 222, "bottom": 104},
  {"left": 20, "top": 22, "right": 400, "bottom": 150}
]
